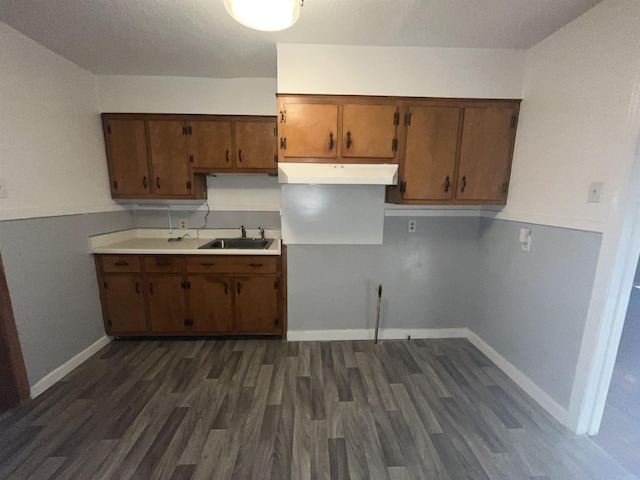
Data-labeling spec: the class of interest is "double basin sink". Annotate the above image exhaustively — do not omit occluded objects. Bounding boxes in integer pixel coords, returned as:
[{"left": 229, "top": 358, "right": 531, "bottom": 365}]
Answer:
[{"left": 198, "top": 238, "right": 275, "bottom": 250}]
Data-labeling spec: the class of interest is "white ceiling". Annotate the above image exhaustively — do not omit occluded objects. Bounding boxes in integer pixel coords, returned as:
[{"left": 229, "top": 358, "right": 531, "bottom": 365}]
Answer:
[{"left": 0, "top": 0, "right": 602, "bottom": 78}]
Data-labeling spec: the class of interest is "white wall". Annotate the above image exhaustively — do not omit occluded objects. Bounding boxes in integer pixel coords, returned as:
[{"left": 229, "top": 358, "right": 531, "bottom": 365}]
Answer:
[
  {"left": 490, "top": 0, "right": 640, "bottom": 233},
  {"left": 277, "top": 44, "right": 525, "bottom": 98},
  {"left": 97, "top": 75, "right": 277, "bottom": 115},
  {"left": 0, "top": 23, "right": 116, "bottom": 221}
]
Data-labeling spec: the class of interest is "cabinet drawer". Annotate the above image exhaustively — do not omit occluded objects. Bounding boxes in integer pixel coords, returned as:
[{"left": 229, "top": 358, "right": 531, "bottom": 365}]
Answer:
[
  {"left": 186, "top": 255, "right": 278, "bottom": 274},
  {"left": 143, "top": 256, "right": 185, "bottom": 273},
  {"left": 101, "top": 255, "right": 141, "bottom": 273}
]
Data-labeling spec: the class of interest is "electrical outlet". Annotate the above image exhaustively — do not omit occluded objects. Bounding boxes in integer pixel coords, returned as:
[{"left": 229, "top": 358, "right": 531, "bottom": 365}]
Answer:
[
  {"left": 408, "top": 220, "right": 416, "bottom": 233},
  {"left": 0, "top": 178, "right": 7, "bottom": 198},
  {"left": 179, "top": 219, "right": 187, "bottom": 229}
]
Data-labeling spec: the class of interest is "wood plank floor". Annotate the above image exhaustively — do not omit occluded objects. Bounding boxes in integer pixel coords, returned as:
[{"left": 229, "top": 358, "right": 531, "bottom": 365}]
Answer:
[{"left": 0, "top": 338, "right": 635, "bottom": 480}]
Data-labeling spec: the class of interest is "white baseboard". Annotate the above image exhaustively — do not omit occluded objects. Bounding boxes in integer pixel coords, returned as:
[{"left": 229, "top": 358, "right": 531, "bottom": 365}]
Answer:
[
  {"left": 286, "top": 327, "right": 469, "bottom": 342},
  {"left": 465, "top": 330, "right": 569, "bottom": 427},
  {"left": 30, "top": 336, "right": 112, "bottom": 399},
  {"left": 287, "top": 327, "right": 569, "bottom": 429}
]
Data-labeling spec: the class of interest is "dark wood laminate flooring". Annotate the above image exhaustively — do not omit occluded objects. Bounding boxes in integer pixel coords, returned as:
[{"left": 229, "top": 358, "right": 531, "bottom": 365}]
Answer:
[{"left": 0, "top": 338, "right": 635, "bottom": 480}]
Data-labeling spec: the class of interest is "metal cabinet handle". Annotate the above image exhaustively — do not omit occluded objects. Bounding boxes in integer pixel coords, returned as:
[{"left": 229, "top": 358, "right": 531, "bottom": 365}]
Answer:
[
  {"left": 249, "top": 263, "right": 263, "bottom": 267},
  {"left": 444, "top": 176, "right": 450, "bottom": 193},
  {"left": 346, "top": 131, "right": 352, "bottom": 149},
  {"left": 461, "top": 176, "right": 467, "bottom": 193},
  {"left": 224, "top": 282, "right": 228, "bottom": 295},
  {"left": 329, "top": 132, "right": 334, "bottom": 151},
  {"left": 156, "top": 177, "right": 161, "bottom": 189},
  {"left": 135, "top": 282, "right": 140, "bottom": 294},
  {"left": 225, "top": 150, "right": 229, "bottom": 163},
  {"left": 156, "top": 261, "right": 171, "bottom": 267},
  {"left": 238, "top": 150, "right": 243, "bottom": 162},
  {"left": 142, "top": 176, "right": 148, "bottom": 189},
  {"left": 237, "top": 282, "right": 241, "bottom": 294},
  {"left": 200, "top": 262, "right": 216, "bottom": 267},
  {"left": 114, "top": 261, "right": 129, "bottom": 266}
]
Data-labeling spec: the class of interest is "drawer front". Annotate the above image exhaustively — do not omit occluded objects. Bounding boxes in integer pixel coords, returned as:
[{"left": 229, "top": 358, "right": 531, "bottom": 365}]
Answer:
[
  {"left": 186, "top": 255, "right": 278, "bottom": 274},
  {"left": 101, "top": 255, "right": 141, "bottom": 273},
  {"left": 143, "top": 256, "right": 185, "bottom": 273}
]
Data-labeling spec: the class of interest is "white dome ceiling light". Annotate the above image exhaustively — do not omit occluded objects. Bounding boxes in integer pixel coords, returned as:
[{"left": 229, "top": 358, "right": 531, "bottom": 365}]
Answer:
[{"left": 224, "top": 0, "right": 303, "bottom": 32}]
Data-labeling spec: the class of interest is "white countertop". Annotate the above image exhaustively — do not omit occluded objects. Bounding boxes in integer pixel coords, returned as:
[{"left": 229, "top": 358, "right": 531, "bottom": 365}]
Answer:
[{"left": 90, "top": 228, "right": 282, "bottom": 255}]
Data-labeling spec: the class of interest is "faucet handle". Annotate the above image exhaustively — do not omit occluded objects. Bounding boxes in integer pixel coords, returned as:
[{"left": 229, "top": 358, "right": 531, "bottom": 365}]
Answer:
[
  {"left": 240, "top": 225, "right": 246, "bottom": 239},
  {"left": 258, "top": 226, "right": 265, "bottom": 240}
]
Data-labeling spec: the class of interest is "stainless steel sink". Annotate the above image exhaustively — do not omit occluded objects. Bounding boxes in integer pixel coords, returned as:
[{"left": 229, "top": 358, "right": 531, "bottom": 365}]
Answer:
[{"left": 198, "top": 238, "right": 274, "bottom": 250}]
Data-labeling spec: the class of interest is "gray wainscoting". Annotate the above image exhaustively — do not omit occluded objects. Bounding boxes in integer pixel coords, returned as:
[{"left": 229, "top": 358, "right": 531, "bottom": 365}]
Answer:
[
  {"left": 475, "top": 218, "right": 602, "bottom": 409},
  {"left": 287, "top": 216, "right": 482, "bottom": 331},
  {"left": 0, "top": 210, "right": 134, "bottom": 388}
]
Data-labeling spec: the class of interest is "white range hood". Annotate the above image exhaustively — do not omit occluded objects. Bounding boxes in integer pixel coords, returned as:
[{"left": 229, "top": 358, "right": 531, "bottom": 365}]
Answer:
[{"left": 278, "top": 163, "right": 398, "bottom": 185}]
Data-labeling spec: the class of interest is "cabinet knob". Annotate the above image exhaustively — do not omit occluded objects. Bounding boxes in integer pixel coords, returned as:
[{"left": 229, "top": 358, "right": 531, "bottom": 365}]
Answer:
[
  {"left": 444, "top": 176, "right": 450, "bottom": 193},
  {"left": 461, "top": 176, "right": 467, "bottom": 193},
  {"left": 329, "top": 132, "right": 334, "bottom": 151}
]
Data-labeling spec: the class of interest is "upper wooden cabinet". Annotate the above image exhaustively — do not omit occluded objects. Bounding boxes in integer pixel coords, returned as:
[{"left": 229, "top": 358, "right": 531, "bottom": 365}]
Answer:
[
  {"left": 101, "top": 114, "right": 278, "bottom": 200},
  {"left": 388, "top": 99, "right": 521, "bottom": 206},
  {"left": 277, "top": 95, "right": 401, "bottom": 163},
  {"left": 189, "top": 116, "right": 278, "bottom": 173}
]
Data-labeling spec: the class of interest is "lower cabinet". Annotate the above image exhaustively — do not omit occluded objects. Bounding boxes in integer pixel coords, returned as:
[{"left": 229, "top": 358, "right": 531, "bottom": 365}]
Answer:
[{"left": 95, "top": 254, "right": 285, "bottom": 337}]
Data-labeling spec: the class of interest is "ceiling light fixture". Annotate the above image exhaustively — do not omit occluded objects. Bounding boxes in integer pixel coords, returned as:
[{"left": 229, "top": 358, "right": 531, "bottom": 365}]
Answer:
[{"left": 224, "top": 0, "right": 303, "bottom": 32}]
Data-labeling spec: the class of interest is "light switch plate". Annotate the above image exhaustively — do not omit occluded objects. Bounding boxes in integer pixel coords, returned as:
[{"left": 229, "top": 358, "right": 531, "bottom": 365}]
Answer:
[
  {"left": 587, "top": 182, "right": 604, "bottom": 203},
  {"left": 0, "top": 178, "right": 7, "bottom": 198}
]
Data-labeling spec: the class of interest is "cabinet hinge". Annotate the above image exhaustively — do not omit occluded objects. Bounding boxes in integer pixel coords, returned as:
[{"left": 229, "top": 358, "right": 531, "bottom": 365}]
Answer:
[
  {"left": 280, "top": 137, "right": 287, "bottom": 150},
  {"left": 182, "top": 125, "right": 187, "bottom": 135},
  {"left": 107, "top": 124, "right": 112, "bottom": 134},
  {"left": 181, "top": 280, "right": 186, "bottom": 289},
  {"left": 103, "top": 281, "right": 108, "bottom": 289},
  {"left": 274, "top": 127, "right": 277, "bottom": 136},
  {"left": 189, "top": 154, "right": 194, "bottom": 163},
  {"left": 394, "top": 111, "right": 400, "bottom": 126},
  {"left": 107, "top": 319, "right": 112, "bottom": 327},
  {"left": 274, "top": 154, "right": 278, "bottom": 164},
  {"left": 275, "top": 318, "right": 280, "bottom": 327},
  {"left": 184, "top": 318, "right": 193, "bottom": 327},
  {"left": 274, "top": 280, "right": 279, "bottom": 290},
  {"left": 280, "top": 110, "right": 286, "bottom": 123},
  {"left": 187, "top": 280, "right": 191, "bottom": 289},
  {"left": 188, "top": 125, "right": 192, "bottom": 135},
  {"left": 510, "top": 115, "right": 518, "bottom": 129},
  {"left": 399, "top": 181, "right": 407, "bottom": 193},
  {"left": 392, "top": 138, "right": 398, "bottom": 152},
  {"left": 405, "top": 113, "right": 412, "bottom": 126},
  {"left": 501, "top": 182, "right": 508, "bottom": 194},
  {"left": 112, "top": 180, "right": 118, "bottom": 190},
  {"left": 186, "top": 180, "right": 192, "bottom": 190}
]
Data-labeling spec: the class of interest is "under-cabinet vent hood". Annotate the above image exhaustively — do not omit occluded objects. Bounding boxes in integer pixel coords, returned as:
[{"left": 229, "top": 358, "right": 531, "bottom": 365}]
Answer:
[{"left": 278, "top": 163, "right": 398, "bottom": 185}]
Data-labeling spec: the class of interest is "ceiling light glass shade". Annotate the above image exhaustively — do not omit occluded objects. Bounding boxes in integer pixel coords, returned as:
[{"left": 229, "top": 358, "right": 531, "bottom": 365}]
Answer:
[{"left": 224, "top": 0, "right": 300, "bottom": 32}]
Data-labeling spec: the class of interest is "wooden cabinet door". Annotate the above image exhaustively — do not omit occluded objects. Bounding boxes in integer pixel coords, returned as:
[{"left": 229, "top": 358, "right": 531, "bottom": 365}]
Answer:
[
  {"left": 102, "top": 274, "right": 147, "bottom": 333},
  {"left": 235, "top": 276, "right": 280, "bottom": 334},
  {"left": 103, "top": 119, "right": 150, "bottom": 196},
  {"left": 402, "top": 106, "right": 461, "bottom": 201},
  {"left": 147, "top": 275, "right": 188, "bottom": 333},
  {"left": 457, "top": 107, "right": 518, "bottom": 202},
  {"left": 189, "top": 121, "right": 233, "bottom": 170},
  {"left": 189, "top": 276, "right": 233, "bottom": 333},
  {"left": 281, "top": 103, "right": 338, "bottom": 159},
  {"left": 148, "top": 121, "right": 191, "bottom": 196},
  {"left": 235, "top": 120, "right": 278, "bottom": 169},
  {"left": 342, "top": 104, "right": 399, "bottom": 160}
]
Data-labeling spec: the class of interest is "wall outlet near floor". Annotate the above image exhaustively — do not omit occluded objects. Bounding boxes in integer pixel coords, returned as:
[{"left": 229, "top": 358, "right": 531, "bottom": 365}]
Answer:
[
  {"left": 0, "top": 178, "right": 7, "bottom": 198},
  {"left": 179, "top": 219, "right": 187, "bottom": 229},
  {"left": 408, "top": 220, "right": 416, "bottom": 233},
  {"left": 519, "top": 227, "right": 531, "bottom": 252}
]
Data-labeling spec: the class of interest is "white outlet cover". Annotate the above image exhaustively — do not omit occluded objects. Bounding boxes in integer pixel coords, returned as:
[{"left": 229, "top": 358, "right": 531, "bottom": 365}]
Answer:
[
  {"left": 408, "top": 220, "right": 417, "bottom": 232},
  {"left": 0, "top": 178, "right": 7, "bottom": 198},
  {"left": 587, "top": 182, "right": 604, "bottom": 203}
]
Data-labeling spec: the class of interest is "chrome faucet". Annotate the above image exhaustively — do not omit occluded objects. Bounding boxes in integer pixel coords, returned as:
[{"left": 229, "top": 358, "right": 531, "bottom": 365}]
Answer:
[
  {"left": 258, "top": 226, "right": 265, "bottom": 241},
  {"left": 240, "top": 225, "right": 246, "bottom": 239}
]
